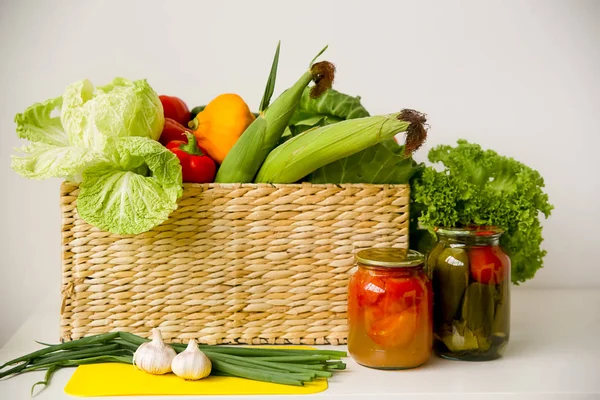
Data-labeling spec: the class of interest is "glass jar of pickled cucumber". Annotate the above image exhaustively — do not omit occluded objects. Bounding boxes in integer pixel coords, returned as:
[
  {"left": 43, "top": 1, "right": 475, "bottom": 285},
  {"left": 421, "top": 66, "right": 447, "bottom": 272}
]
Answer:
[
  {"left": 348, "top": 248, "right": 433, "bottom": 369},
  {"left": 427, "top": 227, "right": 510, "bottom": 361}
]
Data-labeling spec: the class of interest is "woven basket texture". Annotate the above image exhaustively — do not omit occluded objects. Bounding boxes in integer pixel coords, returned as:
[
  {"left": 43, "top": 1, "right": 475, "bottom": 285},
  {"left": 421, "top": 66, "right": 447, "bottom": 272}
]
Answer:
[{"left": 60, "top": 182, "right": 409, "bottom": 344}]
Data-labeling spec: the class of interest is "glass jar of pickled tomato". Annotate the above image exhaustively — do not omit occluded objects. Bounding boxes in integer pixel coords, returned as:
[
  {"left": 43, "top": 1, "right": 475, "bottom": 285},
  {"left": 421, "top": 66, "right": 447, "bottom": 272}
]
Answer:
[
  {"left": 348, "top": 248, "right": 432, "bottom": 369},
  {"left": 427, "top": 227, "right": 510, "bottom": 361}
]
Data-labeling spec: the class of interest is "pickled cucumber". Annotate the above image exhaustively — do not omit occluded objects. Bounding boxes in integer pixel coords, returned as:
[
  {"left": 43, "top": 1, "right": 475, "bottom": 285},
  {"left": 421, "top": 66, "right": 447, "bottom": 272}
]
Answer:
[
  {"left": 425, "top": 243, "right": 443, "bottom": 278},
  {"left": 462, "top": 282, "right": 495, "bottom": 338},
  {"left": 433, "top": 247, "right": 469, "bottom": 323},
  {"left": 492, "top": 284, "right": 509, "bottom": 335}
]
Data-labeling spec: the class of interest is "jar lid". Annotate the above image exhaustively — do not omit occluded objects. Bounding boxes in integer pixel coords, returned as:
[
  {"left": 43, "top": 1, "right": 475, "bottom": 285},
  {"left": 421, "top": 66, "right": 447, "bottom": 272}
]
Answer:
[
  {"left": 435, "top": 226, "right": 504, "bottom": 238},
  {"left": 355, "top": 248, "right": 424, "bottom": 268}
]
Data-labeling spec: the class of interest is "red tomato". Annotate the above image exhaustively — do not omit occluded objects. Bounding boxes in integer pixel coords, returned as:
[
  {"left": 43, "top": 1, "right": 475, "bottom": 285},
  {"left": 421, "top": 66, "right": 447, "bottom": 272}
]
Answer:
[
  {"left": 382, "top": 276, "right": 425, "bottom": 314},
  {"left": 347, "top": 282, "right": 361, "bottom": 324},
  {"left": 356, "top": 271, "right": 385, "bottom": 307},
  {"left": 159, "top": 95, "right": 191, "bottom": 126},
  {"left": 469, "top": 246, "right": 505, "bottom": 284},
  {"left": 364, "top": 305, "right": 385, "bottom": 328},
  {"left": 368, "top": 306, "right": 418, "bottom": 347},
  {"left": 349, "top": 272, "right": 385, "bottom": 326}
]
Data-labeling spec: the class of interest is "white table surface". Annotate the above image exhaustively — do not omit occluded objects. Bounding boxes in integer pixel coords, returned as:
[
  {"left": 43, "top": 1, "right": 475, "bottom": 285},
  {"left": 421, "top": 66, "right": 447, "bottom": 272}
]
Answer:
[{"left": 1, "top": 289, "right": 599, "bottom": 400}]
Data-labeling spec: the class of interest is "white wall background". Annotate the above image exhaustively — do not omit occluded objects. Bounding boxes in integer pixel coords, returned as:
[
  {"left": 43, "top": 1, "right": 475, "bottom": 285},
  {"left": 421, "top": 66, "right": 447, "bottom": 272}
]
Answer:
[{"left": 0, "top": 0, "right": 598, "bottom": 346}]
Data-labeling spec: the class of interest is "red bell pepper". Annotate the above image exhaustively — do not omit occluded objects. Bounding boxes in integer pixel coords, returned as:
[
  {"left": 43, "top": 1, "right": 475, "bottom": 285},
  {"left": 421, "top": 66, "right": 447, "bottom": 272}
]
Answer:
[
  {"left": 159, "top": 118, "right": 190, "bottom": 146},
  {"left": 159, "top": 95, "right": 191, "bottom": 126},
  {"left": 167, "top": 133, "right": 216, "bottom": 183}
]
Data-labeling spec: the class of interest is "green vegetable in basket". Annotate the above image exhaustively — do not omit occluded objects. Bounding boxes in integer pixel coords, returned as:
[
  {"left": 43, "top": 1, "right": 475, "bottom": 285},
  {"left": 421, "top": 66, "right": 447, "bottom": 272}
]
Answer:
[
  {"left": 255, "top": 109, "right": 427, "bottom": 183},
  {"left": 283, "top": 87, "right": 370, "bottom": 141},
  {"left": 11, "top": 77, "right": 183, "bottom": 235},
  {"left": 11, "top": 96, "right": 100, "bottom": 180},
  {"left": 62, "top": 78, "right": 164, "bottom": 148},
  {"left": 77, "top": 137, "right": 182, "bottom": 234},
  {"left": 280, "top": 88, "right": 424, "bottom": 184},
  {"left": 411, "top": 140, "right": 553, "bottom": 284},
  {"left": 216, "top": 44, "right": 335, "bottom": 183},
  {"left": 309, "top": 139, "right": 423, "bottom": 184}
]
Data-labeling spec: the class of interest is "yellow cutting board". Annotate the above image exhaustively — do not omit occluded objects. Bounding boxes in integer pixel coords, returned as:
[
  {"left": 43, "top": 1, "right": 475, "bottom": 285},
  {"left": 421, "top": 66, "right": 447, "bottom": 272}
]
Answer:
[{"left": 64, "top": 363, "right": 328, "bottom": 396}]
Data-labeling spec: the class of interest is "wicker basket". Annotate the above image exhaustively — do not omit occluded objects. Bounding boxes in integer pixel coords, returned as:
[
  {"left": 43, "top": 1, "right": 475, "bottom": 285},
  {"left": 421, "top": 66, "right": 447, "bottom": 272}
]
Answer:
[{"left": 60, "top": 182, "right": 409, "bottom": 345}]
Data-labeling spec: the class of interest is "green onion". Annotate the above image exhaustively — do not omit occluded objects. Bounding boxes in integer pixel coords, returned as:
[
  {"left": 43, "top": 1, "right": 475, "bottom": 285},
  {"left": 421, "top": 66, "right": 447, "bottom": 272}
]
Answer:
[
  {"left": 250, "top": 355, "right": 331, "bottom": 363},
  {"left": 210, "top": 359, "right": 304, "bottom": 386},
  {"left": 325, "top": 361, "right": 347, "bottom": 370},
  {"left": 118, "top": 331, "right": 148, "bottom": 346},
  {"left": 197, "top": 346, "right": 346, "bottom": 358},
  {"left": 113, "top": 339, "right": 140, "bottom": 352},
  {"left": 203, "top": 351, "right": 331, "bottom": 378},
  {"left": 30, "top": 365, "right": 60, "bottom": 396},
  {"left": 22, "top": 355, "right": 133, "bottom": 373},
  {"left": 0, "top": 332, "right": 119, "bottom": 369},
  {"left": 31, "top": 343, "right": 121, "bottom": 365},
  {"left": 1, "top": 331, "right": 346, "bottom": 392},
  {"left": 0, "top": 362, "right": 29, "bottom": 379}
]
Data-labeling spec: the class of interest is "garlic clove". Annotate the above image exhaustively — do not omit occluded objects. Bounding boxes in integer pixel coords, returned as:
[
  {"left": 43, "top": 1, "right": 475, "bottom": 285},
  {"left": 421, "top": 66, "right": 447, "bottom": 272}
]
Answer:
[
  {"left": 171, "top": 339, "right": 212, "bottom": 380},
  {"left": 133, "top": 328, "right": 176, "bottom": 375}
]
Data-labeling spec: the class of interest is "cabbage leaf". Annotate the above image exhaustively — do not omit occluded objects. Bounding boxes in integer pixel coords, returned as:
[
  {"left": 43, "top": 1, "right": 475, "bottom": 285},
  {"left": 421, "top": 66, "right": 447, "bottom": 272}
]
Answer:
[{"left": 12, "top": 77, "right": 180, "bottom": 234}]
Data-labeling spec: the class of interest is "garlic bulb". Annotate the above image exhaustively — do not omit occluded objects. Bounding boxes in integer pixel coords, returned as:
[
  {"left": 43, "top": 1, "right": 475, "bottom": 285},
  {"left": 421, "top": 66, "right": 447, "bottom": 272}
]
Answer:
[
  {"left": 171, "top": 339, "right": 212, "bottom": 380},
  {"left": 133, "top": 328, "right": 176, "bottom": 375}
]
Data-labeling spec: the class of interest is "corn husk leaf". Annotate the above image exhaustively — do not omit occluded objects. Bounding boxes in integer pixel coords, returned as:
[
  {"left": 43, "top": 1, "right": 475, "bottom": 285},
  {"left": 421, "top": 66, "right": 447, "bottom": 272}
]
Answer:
[{"left": 259, "top": 41, "right": 281, "bottom": 112}]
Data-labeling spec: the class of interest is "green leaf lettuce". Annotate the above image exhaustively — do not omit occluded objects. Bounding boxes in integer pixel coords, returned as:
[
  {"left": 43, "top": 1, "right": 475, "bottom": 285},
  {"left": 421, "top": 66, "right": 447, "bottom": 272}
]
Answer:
[{"left": 411, "top": 140, "right": 553, "bottom": 284}]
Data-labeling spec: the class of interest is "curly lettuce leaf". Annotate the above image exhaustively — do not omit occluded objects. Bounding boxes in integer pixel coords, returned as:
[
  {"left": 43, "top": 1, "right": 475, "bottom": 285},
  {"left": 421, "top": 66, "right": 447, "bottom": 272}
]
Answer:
[
  {"left": 77, "top": 137, "right": 182, "bottom": 235},
  {"left": 411, "top": 140, "right": 553, "bottom": 284}
]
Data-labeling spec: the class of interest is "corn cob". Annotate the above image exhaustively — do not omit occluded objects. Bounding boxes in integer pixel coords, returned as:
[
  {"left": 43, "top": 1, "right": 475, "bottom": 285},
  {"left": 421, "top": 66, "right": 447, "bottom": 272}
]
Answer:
[
  {"left": 215, "top": 45, "right": 335, "bottom": 183},
  {"left": 254, "top": 109, "right": 427, "bottom": 183}
]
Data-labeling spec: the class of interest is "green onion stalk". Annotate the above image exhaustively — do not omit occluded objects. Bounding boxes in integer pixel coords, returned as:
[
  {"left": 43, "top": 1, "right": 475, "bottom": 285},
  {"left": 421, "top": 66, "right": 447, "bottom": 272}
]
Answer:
[{"left": 0, "top": 331, "right": 347, "bottom": 395}]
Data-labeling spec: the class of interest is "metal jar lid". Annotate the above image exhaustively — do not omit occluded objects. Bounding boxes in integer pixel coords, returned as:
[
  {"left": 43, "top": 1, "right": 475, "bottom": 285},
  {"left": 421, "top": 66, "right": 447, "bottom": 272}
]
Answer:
[
  {"left": 355, "top": 248, "right": 424, "bottom": 268},
  {"left": 435, "top": 226, "right": 504, "bottom": 238}
]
